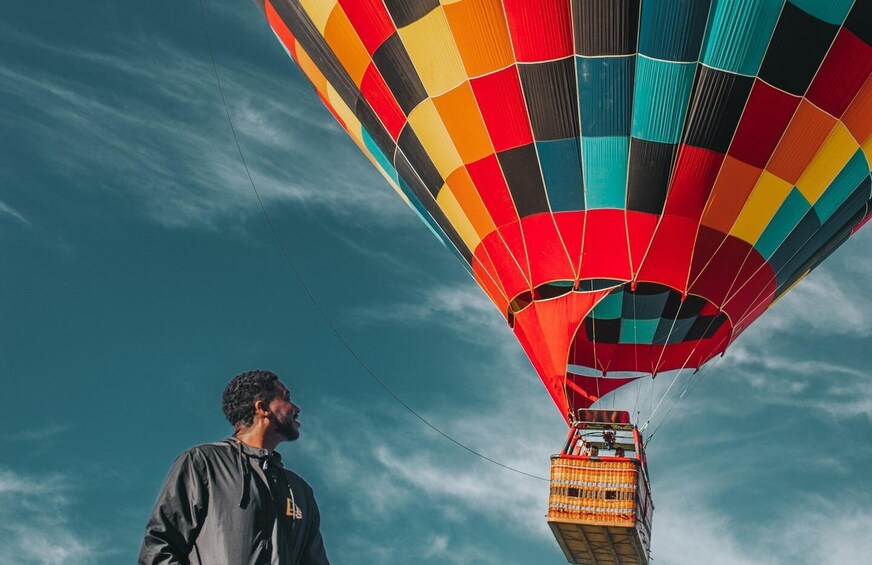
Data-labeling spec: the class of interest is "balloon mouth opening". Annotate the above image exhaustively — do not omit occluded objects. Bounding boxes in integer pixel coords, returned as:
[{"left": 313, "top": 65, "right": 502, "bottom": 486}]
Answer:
[
  {"left": 566, "top": 281, "right": 730, "bottom": 379},
  {"left": 504, "top": 279, "right": 732, "bottom": 413}
]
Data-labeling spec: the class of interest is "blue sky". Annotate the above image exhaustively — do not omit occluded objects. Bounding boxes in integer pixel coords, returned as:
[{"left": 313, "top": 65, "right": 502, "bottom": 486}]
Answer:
[{"left": 2, "top": 2, "right": 871, "bottom": 564}]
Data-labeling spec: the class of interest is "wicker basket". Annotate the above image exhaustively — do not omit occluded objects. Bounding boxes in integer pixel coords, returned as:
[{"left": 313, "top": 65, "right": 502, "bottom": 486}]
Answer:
[{"left": 547, "top": 455, "right": 652, "bottom": 565}]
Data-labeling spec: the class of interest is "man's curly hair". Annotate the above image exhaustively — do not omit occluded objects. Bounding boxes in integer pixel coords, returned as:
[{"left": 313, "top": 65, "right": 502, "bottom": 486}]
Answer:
[{"left": 222, "top": 369, "right": 280, "bottom": 427}]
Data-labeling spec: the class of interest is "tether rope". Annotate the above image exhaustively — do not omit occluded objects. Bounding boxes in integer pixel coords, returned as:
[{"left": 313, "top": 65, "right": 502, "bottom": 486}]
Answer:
[{"left": 198, "top": 0, "right": 547, "bottom": 482}]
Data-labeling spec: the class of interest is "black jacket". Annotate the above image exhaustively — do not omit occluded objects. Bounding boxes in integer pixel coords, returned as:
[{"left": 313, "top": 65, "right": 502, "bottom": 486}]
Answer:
[{"left": 139, "top": 438, "right": 329, "bottom": 564}]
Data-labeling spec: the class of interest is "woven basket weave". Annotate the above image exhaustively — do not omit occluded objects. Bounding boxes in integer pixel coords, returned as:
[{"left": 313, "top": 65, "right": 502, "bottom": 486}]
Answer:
[{"left": 548, "top": 456, "right": 640, "bottom": 526}]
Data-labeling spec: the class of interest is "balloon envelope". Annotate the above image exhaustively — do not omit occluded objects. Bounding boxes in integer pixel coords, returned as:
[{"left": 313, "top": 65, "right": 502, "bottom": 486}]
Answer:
[{"left": 255, "top": 0, "right": 872, "bottom": 420}]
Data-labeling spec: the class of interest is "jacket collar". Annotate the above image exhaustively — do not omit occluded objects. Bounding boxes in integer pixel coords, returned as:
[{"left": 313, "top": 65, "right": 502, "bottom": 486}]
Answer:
[{"left": 225, "top": 436, "right": 283, "bottom": 466}]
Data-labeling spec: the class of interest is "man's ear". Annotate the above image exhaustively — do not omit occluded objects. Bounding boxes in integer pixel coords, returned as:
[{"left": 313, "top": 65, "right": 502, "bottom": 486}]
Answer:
[{"left": 254, "top": 399, "right": 270, "bottom": 416}]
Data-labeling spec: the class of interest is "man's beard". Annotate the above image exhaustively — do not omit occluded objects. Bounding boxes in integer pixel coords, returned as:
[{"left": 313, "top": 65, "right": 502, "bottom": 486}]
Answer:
[{"left": 275, "top": 413, "right": 300, "bottom": 441}]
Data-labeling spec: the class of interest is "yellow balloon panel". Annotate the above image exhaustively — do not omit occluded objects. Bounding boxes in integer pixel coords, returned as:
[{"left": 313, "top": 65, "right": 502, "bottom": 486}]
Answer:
[
  {"left": 730, "top": 171, "right": 795, "bottom": 245},
  {"left": 397, "top": 7, "right": 467, "bottom": 97},
  {"left": 795, "top": 122, "right": 858, "bottom": 204},
  {"left": 407, "top": 99, "right": 464, "bottom": 178}
]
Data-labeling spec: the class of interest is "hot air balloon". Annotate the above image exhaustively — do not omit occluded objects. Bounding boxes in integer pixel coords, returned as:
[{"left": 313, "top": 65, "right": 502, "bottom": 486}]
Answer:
[{"left": 250, "top": 0, "right": 872, "bottom": 562}]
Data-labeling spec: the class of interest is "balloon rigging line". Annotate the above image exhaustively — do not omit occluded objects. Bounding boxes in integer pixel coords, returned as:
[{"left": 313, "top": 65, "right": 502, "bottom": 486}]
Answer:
[
  {"left": 639, "top": 293, "right": 694, "bottom": 431},
  {"left": 652, "top": 294, "right": 687, "bottom": 377},
  {"left": 646, "top": 352, "right": 725, "bottom": 445},
  {"left": 631, "top": 376, "right": 643, "bottom": 425},
  {"left": 642, "top": 308, "right": 730, "bottom": 442},
  {"left": 648, "top": 366, "right": 655, "bottom": 427},
  {"left": 197, "top": 0, "right": 548, "bottom": 483},
  {"left": 631, "top": 294, "right": 643, "bottom": 424},
  {"left": 640, "top": 365, "right": 687, "bottom": 433},
  {"left": 652, "top": 360, "right": 716, "bottom": 441}
]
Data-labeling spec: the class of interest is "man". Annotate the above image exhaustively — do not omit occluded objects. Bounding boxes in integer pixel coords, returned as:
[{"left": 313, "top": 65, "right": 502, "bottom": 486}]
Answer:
[{"left": 139, "top": 370, "right": 330, "bottom": 564}]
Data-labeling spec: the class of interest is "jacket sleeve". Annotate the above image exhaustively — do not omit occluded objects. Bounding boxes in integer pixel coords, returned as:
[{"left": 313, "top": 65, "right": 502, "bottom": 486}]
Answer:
[
  {"left": 139, "top": 450, "right": 209, "bottom": 564},
  {"left": 301, "top": 492, "right": 330, "bottom": 565}
]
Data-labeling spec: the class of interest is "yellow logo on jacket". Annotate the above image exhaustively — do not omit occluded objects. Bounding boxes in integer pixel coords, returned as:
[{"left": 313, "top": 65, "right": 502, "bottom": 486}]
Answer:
[{"left": 286, "top": 498, "right": 302, "bottom": 519}]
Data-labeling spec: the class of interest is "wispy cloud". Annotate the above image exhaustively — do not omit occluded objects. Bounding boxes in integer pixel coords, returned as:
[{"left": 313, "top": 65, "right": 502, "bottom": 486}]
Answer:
[
  {"left": 653, "top": 472, "right": 872, "bottom": 565},
  {"left": 0, "top": 199, "right": 30, "bottom": 227},
  {"left": 350, "top": 283, "right": 509, "bottom": 345},
  {"left": 709, "top": 324, "right": 872, "bottom": 422},
  {"left": 2, "top": 423, "right": 69, "bottom": 442},
  {"left": 777, "top": 497, "right": 872, "bottom": 564},
  {"left": 419, "top": 534, "right": 504, "bottom": 565},
  {"left": 0, "top": 18, "right": 406, "bottom": 233},
  {"left": 753, "top": 268, "right": 872, "bottom": 337},
  {"left": 0, "top": 468, "right": 106, "bottom": 564},
  {"left": 297, "top": 403, "right": 557, "bottom": 563},
  {"left": 654, "top": 502, "right": 776, "bottom": 565}
]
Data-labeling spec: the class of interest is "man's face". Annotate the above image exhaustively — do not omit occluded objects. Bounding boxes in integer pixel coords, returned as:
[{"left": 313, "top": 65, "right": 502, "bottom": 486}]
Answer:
[{"left": 267, "top": 381, "right": 301, "bottom": 441}]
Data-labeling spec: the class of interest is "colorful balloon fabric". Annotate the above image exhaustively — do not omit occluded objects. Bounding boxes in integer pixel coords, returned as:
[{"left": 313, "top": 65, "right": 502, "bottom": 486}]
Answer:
[{"left": 254, "top": 0, "right": 872, "bottom": 420}]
